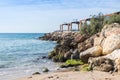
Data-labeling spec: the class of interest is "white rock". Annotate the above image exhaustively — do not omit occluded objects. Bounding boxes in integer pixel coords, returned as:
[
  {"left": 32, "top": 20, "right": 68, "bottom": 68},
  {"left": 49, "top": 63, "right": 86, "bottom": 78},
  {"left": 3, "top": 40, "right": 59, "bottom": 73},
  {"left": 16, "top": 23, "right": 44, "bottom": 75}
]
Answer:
[{"left": 102, "top": 34, "right": 120, "bottom": 55}]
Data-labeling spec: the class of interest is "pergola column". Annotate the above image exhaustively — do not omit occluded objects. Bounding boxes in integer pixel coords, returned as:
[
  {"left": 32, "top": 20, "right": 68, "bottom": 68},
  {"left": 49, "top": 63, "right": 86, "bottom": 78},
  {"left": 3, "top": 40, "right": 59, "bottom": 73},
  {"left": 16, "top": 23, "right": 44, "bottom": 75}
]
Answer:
[
  {"left": 60, "top": 25, "right": 62, "bottom": 31},
  {"left": 77, "top": 23, "right": 80, "bottom": 31},
  {"left": 62, "top": 25, "right": 63, "bottom": 31},
  {"left": 84, "top": 20, "right": 87, "bottom": 23},
  {"left": 70, "top": 23, "right": 72, "bottom": 31},
  {"left": 68, "top": 24, "right": 70, "bottom": 31},
  {"left": 79, "top": 21, "right": 83, "bottom": 30},
  {"left": 68, "top": 23, "right": 72, "bottom": 31}
]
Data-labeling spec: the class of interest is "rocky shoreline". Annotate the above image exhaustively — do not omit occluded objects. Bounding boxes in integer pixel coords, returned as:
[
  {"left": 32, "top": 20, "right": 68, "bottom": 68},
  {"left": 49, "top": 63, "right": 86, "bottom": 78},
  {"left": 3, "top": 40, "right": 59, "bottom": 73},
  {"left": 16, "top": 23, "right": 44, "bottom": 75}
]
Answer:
[{"left": 39, "top": 23, "right": 120, "bottom": 73}]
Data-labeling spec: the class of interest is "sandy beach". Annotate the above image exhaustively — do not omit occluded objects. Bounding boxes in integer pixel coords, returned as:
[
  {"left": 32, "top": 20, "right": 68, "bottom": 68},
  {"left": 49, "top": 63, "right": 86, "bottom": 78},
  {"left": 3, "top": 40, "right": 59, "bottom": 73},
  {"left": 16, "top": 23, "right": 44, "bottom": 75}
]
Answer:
[{"left": 16, "top": 71, "right": 120, "bottom": 80}]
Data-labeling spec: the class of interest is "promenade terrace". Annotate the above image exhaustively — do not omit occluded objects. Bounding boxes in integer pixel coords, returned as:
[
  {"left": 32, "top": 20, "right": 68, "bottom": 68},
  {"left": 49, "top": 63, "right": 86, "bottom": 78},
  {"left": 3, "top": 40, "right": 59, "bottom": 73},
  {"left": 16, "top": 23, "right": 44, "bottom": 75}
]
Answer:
[{"left": 59, "top": 11, "right": 120, "bottom": 32}]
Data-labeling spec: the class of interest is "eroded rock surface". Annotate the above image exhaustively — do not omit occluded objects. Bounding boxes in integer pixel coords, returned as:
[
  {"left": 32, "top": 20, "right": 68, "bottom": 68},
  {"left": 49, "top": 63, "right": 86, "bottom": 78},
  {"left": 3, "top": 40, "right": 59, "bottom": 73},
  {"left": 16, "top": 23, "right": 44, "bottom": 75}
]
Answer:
[
  {"left": 80, "top": 46, "right": 103, "bottom": 63},
  {"left": 39, "top": 23, "right": 120, "bottom": 72}
]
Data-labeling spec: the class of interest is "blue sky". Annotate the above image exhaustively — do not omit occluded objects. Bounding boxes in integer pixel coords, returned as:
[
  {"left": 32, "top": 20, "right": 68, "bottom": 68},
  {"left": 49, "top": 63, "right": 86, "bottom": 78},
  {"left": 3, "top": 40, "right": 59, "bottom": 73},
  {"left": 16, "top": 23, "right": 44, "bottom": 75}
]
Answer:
[{"left": 0, "top": 0, "right": 119, "bottom": 33}]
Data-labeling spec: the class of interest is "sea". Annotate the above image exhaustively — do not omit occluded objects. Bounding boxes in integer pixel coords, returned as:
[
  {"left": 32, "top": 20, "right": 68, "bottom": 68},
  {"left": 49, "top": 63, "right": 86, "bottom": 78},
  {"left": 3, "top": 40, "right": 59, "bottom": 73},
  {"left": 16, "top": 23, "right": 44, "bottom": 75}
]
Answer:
[{"left": 0, "top": 33, "right": 58, "bottom": 80}]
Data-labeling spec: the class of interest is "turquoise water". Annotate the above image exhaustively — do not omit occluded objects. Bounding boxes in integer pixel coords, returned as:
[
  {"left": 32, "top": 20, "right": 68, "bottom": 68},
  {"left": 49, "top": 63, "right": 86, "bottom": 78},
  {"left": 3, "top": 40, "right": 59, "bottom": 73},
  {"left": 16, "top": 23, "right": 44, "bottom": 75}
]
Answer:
[{"left": 0, "top": 33, "right": 57, "bottom": 80}]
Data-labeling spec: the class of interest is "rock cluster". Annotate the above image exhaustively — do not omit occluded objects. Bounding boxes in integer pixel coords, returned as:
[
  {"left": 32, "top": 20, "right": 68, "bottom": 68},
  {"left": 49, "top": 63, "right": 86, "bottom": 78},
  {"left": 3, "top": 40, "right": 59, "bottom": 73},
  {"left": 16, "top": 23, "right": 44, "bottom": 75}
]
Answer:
[
  {"left": 39, "top": 23, "right": 120, "bottom": 72},
  {"left": 83, "top": 23, "right": 120, "bottom": 72},
  {"left": 88, "top": 57, "right": 114, "bottom": 72},
  {"left": 40, "top": 31, "right": 92, "bottom": 62}
]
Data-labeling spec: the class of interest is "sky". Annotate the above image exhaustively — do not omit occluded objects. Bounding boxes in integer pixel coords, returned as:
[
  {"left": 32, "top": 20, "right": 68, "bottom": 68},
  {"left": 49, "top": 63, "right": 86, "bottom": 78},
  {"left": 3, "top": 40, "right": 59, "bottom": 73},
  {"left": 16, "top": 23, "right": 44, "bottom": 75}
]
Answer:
[{"left": 0, "top": 0, "right": 119, "bottom": 33}]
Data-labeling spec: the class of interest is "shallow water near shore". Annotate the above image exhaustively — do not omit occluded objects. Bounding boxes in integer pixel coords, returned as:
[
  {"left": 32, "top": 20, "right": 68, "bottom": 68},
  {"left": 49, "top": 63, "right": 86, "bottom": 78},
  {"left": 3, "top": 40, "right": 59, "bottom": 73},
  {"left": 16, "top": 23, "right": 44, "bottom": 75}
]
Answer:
[{"left": 0, "top": 33, "right": 58, "bottom": 80}]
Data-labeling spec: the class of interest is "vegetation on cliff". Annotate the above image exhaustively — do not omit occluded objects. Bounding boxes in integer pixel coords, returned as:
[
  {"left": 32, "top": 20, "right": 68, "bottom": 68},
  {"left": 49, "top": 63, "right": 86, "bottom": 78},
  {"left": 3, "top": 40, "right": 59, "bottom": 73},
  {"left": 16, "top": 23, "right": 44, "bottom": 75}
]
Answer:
[
  {"left": 107, "top": 14, "right": 120, "bottom": 24},
  {"left": 80, "top": 13, "right": 120, "bottom": 35}
]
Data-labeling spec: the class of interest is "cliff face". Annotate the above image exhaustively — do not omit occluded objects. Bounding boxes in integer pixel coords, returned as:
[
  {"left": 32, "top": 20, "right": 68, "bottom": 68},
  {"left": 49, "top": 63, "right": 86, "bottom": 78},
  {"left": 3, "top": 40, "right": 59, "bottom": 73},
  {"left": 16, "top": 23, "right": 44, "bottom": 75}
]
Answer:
[
  {"left": 39, "top": 23, "right": 120, "bottom": 63},
  {"left": 80, "top": 23, "right": 120, "bottom": 62},
  {"left": 39, "top": 23, "right": 120, "bottom": 72},
  {"left": 39, "top": 31, "right": 98, "bottom": 62}
]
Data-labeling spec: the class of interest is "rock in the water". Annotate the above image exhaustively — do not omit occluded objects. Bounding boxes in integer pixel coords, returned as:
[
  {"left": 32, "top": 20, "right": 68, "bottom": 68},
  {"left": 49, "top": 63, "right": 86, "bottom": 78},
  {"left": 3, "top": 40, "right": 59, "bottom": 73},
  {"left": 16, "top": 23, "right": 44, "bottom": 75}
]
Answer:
[
  {"left": 41, "top": 56, "right": 47, "bottom": 59},
  {"left": 42, "top": 68, "right": 49, "bottom": 72},
  {"left": 80, "top": 46, "right": 103, "bottom": 63},
  {"left": 32, "top": 72, "right": 41, "bottom": 75},
  {"left": 39, "top": 33, "right": 52, "bottom": 40},
  {"left": 102, "top": 34, "right": 120, "bottom": 55}
]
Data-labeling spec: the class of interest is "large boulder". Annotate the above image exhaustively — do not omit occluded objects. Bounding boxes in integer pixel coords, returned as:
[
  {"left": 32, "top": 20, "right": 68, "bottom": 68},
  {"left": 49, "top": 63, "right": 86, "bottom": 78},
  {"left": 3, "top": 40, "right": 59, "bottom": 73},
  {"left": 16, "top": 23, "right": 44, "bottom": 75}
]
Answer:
[
  {"left": 80, "top": 46, "right": 103, "bottom": 63},
  {"left": 104, "top": 49, "right": 120, "bottom": 60},
  {"left": 101, "top": 23, "right": 120, "bottom": 37},
  {"left": 50, "top": 32, "right": 62, "bottom": 41},
  {"left": 114, "top": 58, "right": 120, "bottom": 72},
  {"left": 93, "top": 23, "right": 120, "bottom": 55},
  {"left": 78, "top": 42, "right": 86, "bottom": 52},
  {"left": 88, "top": 57, "right": 114, "bottom": 72},
  {"left": 39, "top": 33, "right": 52, "bottom": 40},
  {"left": 71, "top": 49, "right": 80, "bottom": 59},
  {"left": 61, "top": 37, "right": 73, "bottom": 46},
  {"left": 94, "top": 36, "right": 105, "bottom": 47},
  {"left": 84, "top": 36, "right": 94, "bottom": 48},
  {"left": 61, "top": 32, "right": 75, "bottom": 39},
  {"left": 100, "top": 64, "right": 113, "bottom": 72},
  {"left": 102, "top": 49, "right": 120, "bottom": 72},
  {"left": 74, "top": 34, "right": 88, "bottom": 43},
  {"left": 88, "top": 49, "right": 120, "bottom": 72},
  {"left": 77, "top": 35, "right": 95, "bottom": 52},
  {"left": 64, "top": 51, "right": 72, "bottom": 59},
  {"left": 102, "top": 34, "right": 120, "bottom": 55}
]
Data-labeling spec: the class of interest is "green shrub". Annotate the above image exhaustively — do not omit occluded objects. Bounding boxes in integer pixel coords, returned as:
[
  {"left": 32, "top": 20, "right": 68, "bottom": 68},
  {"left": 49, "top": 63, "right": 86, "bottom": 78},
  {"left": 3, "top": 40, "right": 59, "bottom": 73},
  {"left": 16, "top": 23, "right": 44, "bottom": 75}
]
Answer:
[
  {"left": 89, "top": 13, "right": 105, "bottom": 35},
  {"left": 107, "top": 14, "right": 120, "bottom": 24},
  {"left": 80, "top": 22, "right": 91, "bottom": 35},
  {"left": 80, "top": 13, "right": 105, "bottom": 35},
  {"left": 80, "top": 13, "right": 120, "bottom": 35}
]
